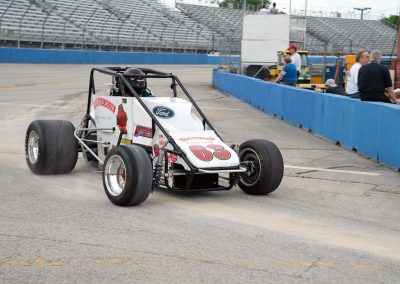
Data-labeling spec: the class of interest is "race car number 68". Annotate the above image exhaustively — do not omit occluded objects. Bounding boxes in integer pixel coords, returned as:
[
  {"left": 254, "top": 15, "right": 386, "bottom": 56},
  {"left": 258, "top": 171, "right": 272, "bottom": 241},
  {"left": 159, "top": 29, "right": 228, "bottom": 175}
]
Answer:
[{"left": 189, "top": 144, "right": 231, "bottom": 161}]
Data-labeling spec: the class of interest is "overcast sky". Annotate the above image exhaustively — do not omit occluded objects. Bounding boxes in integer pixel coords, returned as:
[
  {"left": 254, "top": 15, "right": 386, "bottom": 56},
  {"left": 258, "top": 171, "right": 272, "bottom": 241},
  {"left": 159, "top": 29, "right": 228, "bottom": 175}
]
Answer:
[
  {"left": 171, "top": 0, "right": 400, "bottom": 18},
  {"left": 283, "top": 0, "right": 400, "bottom": 16}
]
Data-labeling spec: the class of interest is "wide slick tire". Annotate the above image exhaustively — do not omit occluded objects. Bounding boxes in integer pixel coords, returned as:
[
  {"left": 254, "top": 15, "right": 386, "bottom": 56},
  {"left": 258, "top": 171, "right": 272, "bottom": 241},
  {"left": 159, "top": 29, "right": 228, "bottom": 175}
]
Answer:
[
  {"left": 238, "top": 139, "right": 284, "bottom": 195},
  {"left": 25, "top": 120, "right": 78, "bottom": 174},
  {"left": 102, "top": 145, "right": 152, "bottom": 206}
]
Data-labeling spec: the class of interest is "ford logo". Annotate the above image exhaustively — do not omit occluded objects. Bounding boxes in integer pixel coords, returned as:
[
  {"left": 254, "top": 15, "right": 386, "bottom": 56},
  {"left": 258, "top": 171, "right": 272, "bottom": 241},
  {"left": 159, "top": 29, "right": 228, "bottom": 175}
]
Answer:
[{"left": 153, "top": 106, "right": 175, "bottom": 119}]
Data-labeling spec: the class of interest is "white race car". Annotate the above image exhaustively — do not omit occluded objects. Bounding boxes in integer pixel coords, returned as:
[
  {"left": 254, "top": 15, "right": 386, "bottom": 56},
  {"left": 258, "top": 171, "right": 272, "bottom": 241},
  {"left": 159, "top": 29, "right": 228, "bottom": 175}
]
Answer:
[{"left": 25, "top": 67, "right": 284, "bottom": 206}]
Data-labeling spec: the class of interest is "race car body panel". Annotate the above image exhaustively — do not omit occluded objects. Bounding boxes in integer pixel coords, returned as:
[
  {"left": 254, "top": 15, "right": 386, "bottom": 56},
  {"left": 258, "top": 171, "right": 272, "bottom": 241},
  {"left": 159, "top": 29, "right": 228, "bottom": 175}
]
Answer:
[
  {"left": 172, "top": 131, "right": 240, "bottom": 169},
  {"left": 92, "top": 94, "right": 239, "bottom": 169}
]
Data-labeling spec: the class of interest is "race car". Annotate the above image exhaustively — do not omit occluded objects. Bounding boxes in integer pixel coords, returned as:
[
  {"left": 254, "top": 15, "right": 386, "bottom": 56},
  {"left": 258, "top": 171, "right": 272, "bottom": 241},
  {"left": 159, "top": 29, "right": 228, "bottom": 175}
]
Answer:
[{"left": 25, "top": 67, "right": 284, "bottom": 206}]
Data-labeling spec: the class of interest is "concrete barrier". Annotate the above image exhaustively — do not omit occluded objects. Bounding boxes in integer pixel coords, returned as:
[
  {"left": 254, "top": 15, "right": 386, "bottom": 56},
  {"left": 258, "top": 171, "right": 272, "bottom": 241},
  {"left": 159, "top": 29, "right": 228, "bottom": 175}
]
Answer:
[
  {"left": 213, "top": 69, "right": 400, "bottom": 170},
  {"left": 0, "top": 48, "right": 239, "bottom": 64},
  {"left": 0, "top": 48, "right": 386, "bottom": 65}
]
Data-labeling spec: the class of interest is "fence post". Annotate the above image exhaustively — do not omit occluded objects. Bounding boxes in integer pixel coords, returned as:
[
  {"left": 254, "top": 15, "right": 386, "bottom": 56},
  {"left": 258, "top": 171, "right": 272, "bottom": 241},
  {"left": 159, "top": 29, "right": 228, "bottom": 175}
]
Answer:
[
  {"left": 40, "top": 4, "right": 57, "bottom": 49},
  {"left": 63, "top": 5, "right": 78, "bottom": 50},
  {"left": 18, "top": 2, "right": 34, "bottom": 48},
  {"left": 82, "top": 9, "right": 97, "bottom": 49},
  {"left": 99, "top": 14, "right": 111, "bottom": 51},
  {"left": 130, "top": 13, "right": 146, "bottom": 52},
  {"left": 145, "top": 14, "right": 161, "bottom": 52}
]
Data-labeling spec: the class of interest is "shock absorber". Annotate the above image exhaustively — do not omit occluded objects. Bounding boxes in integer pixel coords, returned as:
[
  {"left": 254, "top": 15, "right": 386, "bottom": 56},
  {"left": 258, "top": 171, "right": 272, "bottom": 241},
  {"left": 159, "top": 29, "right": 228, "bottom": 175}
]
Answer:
[{"left": 152, "top": 149, "right": 164, "bottom": 191}]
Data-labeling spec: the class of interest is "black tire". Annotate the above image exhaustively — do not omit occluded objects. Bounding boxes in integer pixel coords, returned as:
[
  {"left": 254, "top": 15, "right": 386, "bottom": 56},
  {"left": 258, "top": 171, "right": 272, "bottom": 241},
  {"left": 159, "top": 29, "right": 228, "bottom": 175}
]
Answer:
[
  {"left": 102, "top": 145, "right": 152, "bottom": 206},
  {"left": 238, "top": 139, "right": 284, "bottom": 195},
  {"left": 25, "top": 120, "right": 78, "bottom": 175}
]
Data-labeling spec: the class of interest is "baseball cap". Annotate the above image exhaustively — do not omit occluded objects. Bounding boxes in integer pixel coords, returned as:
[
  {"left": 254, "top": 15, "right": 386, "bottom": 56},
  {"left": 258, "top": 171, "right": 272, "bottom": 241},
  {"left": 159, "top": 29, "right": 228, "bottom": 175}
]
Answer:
[
  {"left": 325, "top": 79, "right": 337, "bottom": 87},
  {"left": 288, "top": 44, "right": 297, "bottom": 51}
]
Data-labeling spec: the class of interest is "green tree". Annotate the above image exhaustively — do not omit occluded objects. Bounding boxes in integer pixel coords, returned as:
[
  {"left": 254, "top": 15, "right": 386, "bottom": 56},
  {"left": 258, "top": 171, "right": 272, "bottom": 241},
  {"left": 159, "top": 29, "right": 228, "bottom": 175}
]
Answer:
[
  {"left": 380, "top": 15, "right": 398, "bottom": 28},
  {"left": 219, "top": 0, "right": 271, "bottom": 10}
]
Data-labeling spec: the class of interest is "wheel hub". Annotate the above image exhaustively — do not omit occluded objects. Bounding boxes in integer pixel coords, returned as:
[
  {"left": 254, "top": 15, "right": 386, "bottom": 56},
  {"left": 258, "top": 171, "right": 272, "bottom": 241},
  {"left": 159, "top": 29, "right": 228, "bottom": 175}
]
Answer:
[
  {"left": 104, "top": 155, "right": 127, "bottom": 197},
  {"left": 27, "top": 130, "right": 39, "bottom": 164},
  {"left": 239, "top": 148, "right": 262, "bottom": 187}
]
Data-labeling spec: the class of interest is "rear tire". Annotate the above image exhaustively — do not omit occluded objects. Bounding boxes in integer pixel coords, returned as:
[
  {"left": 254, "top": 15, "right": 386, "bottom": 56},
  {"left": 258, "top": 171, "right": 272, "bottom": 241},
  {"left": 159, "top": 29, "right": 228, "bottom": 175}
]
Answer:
[
  {"left": 103, "top": 145, "right": 152, "bottom": 206},
  {"left": 25, "top": 120, "right": 78, "bottom": 174},
  {"left": 238, "top": 139, "right": 283, "bottom": 195}
]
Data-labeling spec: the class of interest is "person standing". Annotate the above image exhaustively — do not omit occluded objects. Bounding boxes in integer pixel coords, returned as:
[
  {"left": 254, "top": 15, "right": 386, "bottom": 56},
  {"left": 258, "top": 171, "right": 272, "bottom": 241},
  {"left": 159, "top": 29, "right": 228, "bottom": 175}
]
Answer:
[
  {"left": 288, "top": 44, "right": 301, "bottom": 78},
  {"left": 275, "top": 57, "right": 297, "bottom": 87},
  {"left": 346, "top": 49, "right": 370, "bottom": 98},
  {"left": 269, "top": 3, "right": 278, "bottom": 14},
  {"left": 358, "top": 50, "right": 397, "bottom": 104}
]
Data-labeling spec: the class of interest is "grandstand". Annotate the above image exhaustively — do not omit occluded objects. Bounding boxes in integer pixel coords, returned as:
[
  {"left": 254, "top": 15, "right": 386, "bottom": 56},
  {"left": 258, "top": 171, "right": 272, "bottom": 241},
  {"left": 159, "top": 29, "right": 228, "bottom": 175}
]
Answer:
[
  {"left": 0, "top": 0, "right": 215, "bottom": 52},
  {"left": 0, "top": 1, "right": 397, "bottom": 55},
  {"left": 306, "top": 16, "right": 397, "bottom": 54}
]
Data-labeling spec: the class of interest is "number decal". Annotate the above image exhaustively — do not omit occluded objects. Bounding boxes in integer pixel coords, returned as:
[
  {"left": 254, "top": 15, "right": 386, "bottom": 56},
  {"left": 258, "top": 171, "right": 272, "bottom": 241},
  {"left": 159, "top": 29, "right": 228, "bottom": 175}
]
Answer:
[
  {"left": 189, "top": 145, "right": 213, "bottom": 161},
  {"left": 189, "top": 144, "right": 231, "bottom": 161},
  {"left": 207, "top": 144, "right": 231, "bottom": 160}
]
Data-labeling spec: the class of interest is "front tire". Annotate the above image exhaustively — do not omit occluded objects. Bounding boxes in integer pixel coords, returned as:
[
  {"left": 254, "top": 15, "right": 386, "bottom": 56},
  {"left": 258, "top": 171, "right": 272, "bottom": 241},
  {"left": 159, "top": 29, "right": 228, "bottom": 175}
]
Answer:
[
  {"left": 25, "top": 120, "right": 78, "bottom": 174},
  {"left": 103, "top": 145, "right": 152, "bottom": 206},
  {"left": 238, "top": 139, "right": 284, "bottom": 195}
]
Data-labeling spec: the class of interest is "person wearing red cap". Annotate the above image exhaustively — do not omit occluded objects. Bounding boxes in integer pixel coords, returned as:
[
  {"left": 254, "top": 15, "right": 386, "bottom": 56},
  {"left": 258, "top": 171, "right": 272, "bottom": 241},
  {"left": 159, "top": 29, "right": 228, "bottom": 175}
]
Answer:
[{"left": 288, "top": 44, "right": 301, "bottom": 79}]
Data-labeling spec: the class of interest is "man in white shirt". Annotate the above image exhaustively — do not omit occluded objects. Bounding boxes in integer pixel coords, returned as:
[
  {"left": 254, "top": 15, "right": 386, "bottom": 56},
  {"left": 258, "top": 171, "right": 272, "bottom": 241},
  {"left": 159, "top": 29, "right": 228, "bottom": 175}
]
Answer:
[
  {"left": 288, "top": 44, "right": 301, "bottom": 78},
  {"left": 269, "top": 3, "right": 278, "bottom": 14},
  {"left": 346, "top": 49, "right": 370, "bottom": 98}
]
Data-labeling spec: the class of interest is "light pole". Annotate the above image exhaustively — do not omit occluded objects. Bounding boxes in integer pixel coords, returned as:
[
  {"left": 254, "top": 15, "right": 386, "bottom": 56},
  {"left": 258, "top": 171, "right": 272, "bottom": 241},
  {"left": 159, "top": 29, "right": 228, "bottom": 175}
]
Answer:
[{"left": 354, "top": 7, "right": 371, "bottom": 20}]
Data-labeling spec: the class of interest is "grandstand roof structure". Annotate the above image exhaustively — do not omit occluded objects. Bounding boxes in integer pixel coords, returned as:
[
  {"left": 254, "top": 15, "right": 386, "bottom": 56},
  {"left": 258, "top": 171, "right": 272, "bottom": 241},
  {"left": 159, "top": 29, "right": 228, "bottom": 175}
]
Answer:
[{"left": 0, "top": 1, "right": 397, "bottom": 55}]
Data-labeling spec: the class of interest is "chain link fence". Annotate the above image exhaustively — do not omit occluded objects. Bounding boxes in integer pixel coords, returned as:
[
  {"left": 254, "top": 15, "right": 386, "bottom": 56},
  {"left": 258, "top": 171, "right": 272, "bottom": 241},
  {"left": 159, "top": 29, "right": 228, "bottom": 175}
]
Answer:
[{"left": 217, "top": 38, "right": 240, "bottom": 73}]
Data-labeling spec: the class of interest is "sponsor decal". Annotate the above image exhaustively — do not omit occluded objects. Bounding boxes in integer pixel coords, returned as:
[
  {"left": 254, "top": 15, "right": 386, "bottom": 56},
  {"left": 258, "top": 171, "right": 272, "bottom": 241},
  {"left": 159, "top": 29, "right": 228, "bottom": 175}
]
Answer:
[
  {"left": 94, "top": 97, "right": 116, "bottom": 113},
  {"left": 178, "top": 137, "right": 216, "bottom": 142},
  {"left": 120, "top": 138, "right": 132, "bottom": 145},
  {"left": 153, "top": 143, "right": 160, "bottom": 157},
  {"left": 189, "top": 144, "right": 231, "bottom": 161},
  {"left": 168, "top": 153, "right": 178, "bottom": 163},
  {"left": 152, "top": 144, "right": 178, "bottom": 162},
  {"left": 116, "top": 104, "right": 128, "bottom": 133},
  {"left": 153, "top": 106, "right": 175, "bottom": 119},
  {"left": 134, "top": 125, "right": 152, "bottom": 138}
]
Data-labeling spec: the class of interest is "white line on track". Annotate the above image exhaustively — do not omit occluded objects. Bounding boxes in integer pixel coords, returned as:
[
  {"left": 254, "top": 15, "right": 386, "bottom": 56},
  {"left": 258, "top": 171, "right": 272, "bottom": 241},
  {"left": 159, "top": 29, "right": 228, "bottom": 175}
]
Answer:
[
  {"left": 200, "top": 107, "right": 241, "bottom": 111},
  {"left": 0, "top": 102, "right": 70, "bottom": 109},
  {"left": 285, "top": 165, "right": 381, "bottom": 176}
]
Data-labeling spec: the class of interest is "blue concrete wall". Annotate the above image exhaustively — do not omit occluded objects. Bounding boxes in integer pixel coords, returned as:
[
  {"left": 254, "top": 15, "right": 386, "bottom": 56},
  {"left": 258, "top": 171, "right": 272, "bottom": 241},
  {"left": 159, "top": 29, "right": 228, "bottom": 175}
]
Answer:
[
  {"left": 0, "top": 47, "right": 240, "bottom": 65},
  {"left": 0, "top": 48, "right": 390, "bottom": 65},
  {"left": 0, "top": 48, "right": 237, "bottom": 64},
  {"left": 213, "top": 69, "right": 400, "bottom": 170},
  {"left": 207, "top": 54, "right": 240, "bottom": 65},
  {"left": 308, "top": 56, "right": 337, "bottom": 65}
]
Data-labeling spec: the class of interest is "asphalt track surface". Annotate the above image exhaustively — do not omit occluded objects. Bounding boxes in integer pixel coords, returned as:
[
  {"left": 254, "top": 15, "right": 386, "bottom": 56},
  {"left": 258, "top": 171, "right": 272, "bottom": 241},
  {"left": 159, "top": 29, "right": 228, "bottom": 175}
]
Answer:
[{"left": 0, "top": 64, "right": 399, "bottom": 283}]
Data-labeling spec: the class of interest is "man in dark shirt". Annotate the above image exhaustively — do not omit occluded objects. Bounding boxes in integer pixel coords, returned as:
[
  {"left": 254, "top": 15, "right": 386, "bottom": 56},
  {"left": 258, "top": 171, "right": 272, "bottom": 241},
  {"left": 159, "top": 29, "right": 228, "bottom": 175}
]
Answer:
[{"left": 357, "top": 50, "right": 397, "bottom": 104}]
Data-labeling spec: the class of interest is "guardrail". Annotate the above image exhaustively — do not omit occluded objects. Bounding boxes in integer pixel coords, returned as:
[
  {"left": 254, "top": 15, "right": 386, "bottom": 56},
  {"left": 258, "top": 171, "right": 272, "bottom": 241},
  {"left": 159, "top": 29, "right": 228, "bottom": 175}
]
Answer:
[{"left": 212, "top": 69, "right": 400, "bottom": 171}]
